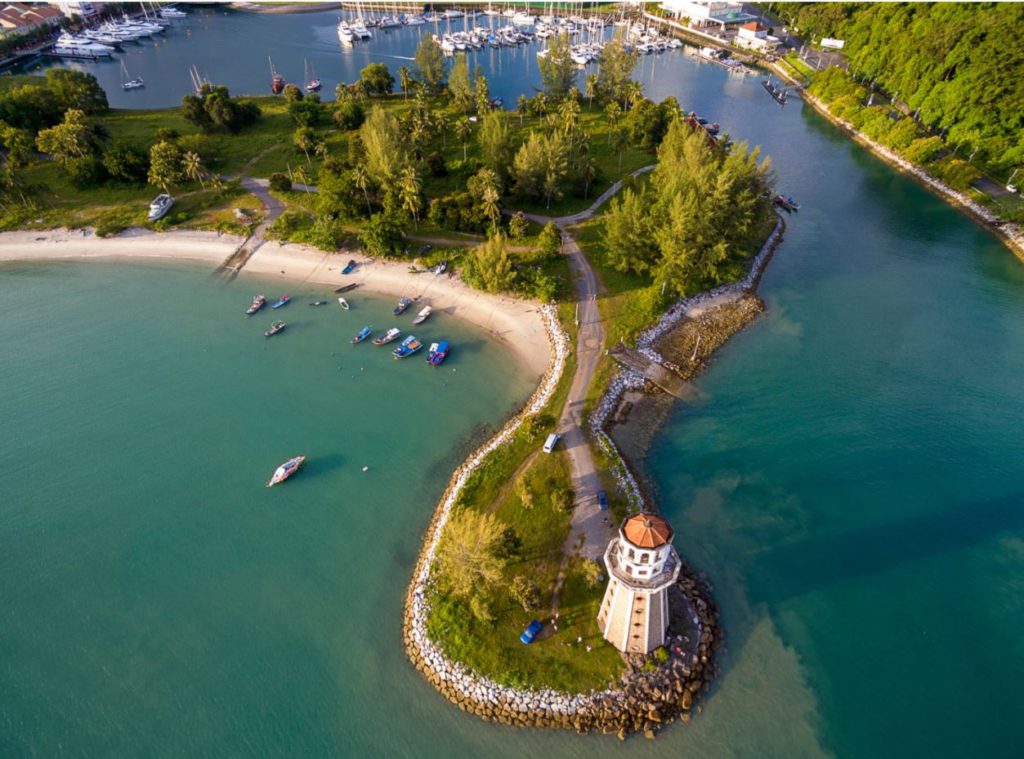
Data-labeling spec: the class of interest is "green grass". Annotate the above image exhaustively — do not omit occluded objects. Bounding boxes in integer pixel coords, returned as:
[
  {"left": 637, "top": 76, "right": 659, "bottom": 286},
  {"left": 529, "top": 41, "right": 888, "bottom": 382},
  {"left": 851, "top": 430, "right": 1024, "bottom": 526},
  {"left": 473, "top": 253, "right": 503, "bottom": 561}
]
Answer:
[{"left": 0, "top": 73, "right": 45, "bottom": 91}]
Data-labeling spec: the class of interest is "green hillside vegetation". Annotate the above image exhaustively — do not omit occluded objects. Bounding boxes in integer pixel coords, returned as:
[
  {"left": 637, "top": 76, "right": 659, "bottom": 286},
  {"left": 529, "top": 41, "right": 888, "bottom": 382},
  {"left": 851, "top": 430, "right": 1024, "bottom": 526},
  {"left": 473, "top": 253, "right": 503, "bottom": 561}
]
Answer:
[{"left": 774, "top": 2, "right": 1024, "bottom": 174}]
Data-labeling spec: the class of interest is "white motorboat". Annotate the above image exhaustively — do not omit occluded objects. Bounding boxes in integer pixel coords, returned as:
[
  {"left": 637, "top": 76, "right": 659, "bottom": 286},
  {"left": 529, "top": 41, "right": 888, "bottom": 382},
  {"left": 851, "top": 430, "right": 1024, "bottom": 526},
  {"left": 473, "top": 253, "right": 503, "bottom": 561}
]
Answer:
[
  {"left": 159, "top": 6, "right": 187, "bottom": 19},
  {"left": 337, "top": 22, "right": 354, "bottom": 45},
  {"left": 147, "top": 194, "right": 174, "bottom": 221},
  {"left": 412, "top": 306, "right": 432, "bottom": 325},
  {"left": 337, "top": 297, "right": 350, "bottom": 310}
]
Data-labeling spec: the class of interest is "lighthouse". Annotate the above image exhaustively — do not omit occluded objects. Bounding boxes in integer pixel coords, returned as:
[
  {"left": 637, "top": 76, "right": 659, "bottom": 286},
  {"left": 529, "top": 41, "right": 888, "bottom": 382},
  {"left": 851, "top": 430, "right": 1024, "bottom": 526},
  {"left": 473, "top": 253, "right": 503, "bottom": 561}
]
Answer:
[{"left": 597, "top": 513, "right": 680, "bottom": 654}]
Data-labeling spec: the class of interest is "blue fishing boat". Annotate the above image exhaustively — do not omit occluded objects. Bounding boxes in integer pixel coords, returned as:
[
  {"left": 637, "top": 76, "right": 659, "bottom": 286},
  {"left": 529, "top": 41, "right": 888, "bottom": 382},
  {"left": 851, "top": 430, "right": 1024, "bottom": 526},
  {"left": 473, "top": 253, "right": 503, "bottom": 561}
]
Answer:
[
  {"left": 351, "top": 326, "right": 372, "bottom": 344},
  {"left": 342, "top": 259, "right": 357, "bottom": 274},
  {"left": 271, "top": 295, "right": 290, "bottom": 309},
  {"left": 427, "top": 341, "right": 450, "bottom": 366},
  {"left": 393, "top": 335, "right": 423, "bottom": 359}
]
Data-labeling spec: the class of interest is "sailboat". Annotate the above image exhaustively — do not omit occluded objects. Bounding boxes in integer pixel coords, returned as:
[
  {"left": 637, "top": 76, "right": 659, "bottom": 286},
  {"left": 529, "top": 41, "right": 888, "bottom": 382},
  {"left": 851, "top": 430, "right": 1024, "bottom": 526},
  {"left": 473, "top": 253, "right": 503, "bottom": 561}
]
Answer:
[
  {"left": 268, "top": 56, "right": 285, "bottom": 94},
  {"left": 121, "top": 59, "right": 144, "bottom": 90},
  {"left": 304, "top": 59, "right": 321, "bottom": 92}
]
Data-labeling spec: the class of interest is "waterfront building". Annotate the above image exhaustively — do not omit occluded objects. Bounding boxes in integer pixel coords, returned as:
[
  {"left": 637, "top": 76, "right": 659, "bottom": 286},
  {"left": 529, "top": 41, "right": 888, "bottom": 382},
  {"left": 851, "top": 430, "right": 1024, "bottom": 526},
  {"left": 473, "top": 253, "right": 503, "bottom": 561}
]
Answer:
[
  {"left": 597, "top": 513, "right": 681, "bottom": 654},
  {"left": 659, "top": 0, "right": 756, "bottom": 30},
  {"left": 735, "top": 21, "right": 780, "bottom": 52}
]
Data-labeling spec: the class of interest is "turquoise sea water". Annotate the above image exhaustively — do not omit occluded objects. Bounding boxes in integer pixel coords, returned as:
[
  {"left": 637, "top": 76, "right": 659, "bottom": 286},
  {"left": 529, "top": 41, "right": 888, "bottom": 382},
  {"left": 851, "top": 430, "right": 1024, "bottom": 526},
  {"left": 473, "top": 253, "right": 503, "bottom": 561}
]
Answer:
[{"left": 5, "top": 8, "right": 1024, "bottom": 758}]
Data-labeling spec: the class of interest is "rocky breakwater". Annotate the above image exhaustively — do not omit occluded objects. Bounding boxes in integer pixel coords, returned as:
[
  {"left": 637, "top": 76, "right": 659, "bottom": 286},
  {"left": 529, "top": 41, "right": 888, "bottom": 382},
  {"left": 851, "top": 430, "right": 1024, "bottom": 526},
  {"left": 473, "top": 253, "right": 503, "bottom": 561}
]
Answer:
[{"left": 401, "top": 304, "right": 723, "bottom": 738}]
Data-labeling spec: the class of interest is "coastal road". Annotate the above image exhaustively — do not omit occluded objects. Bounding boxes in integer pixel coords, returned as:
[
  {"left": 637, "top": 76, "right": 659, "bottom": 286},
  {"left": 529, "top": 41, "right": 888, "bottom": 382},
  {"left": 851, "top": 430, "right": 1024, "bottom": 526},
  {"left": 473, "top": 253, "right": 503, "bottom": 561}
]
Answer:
[{"left": 524, "top": 167, "right": 657, "bottom": 601}]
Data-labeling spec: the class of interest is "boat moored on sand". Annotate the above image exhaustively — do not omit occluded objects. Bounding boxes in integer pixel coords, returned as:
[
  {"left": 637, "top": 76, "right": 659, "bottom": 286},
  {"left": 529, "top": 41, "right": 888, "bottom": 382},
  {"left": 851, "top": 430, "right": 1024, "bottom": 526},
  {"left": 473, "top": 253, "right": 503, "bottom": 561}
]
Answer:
[
  {"left": 147, "top": 193, "right": 173, "bottom": 221},
  {"left": 342, "top": 259, "right": 358, "bottom": 274},
  {"left": 373, "top": 327, "right": 401, "bottom": 346},
  {"left": 427, "top": 341, "right": 450, "bottom": 366},
  {"left": 246, "top": 294, "right": 266, "bottom": 315},
  {"left": 393, "top": 297, "right": 412, "bottom": 315},
  {"left": 393, "top": 335, "right": 423, "bottom": 358},
  {"left": 412, "top": 306, "right": 432, "bottom": 325},
  {"left": 266, "top": 455, "right": 305, "bottom": 487},
  {"left": 351, "top": 326, "right": 372, "bottom": 344},
  {"left": 264, "top": 320, "right": 286, "bottom": 337}
]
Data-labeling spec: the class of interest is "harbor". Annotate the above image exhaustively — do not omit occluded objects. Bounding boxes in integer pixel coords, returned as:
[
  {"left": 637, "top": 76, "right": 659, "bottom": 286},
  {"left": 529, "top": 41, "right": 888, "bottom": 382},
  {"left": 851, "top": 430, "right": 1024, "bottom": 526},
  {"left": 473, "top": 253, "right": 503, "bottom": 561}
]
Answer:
[{"left": 3, "top": 4, "right": 1024, "bottom": 758}]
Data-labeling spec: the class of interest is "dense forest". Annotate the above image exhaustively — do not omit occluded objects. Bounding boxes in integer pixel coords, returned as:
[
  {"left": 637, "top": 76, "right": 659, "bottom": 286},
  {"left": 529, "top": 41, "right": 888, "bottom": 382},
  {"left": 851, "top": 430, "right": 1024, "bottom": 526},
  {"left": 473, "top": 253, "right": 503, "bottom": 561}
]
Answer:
[{"left": 773, "top": 2, "right": 1024, "bottom": 173}]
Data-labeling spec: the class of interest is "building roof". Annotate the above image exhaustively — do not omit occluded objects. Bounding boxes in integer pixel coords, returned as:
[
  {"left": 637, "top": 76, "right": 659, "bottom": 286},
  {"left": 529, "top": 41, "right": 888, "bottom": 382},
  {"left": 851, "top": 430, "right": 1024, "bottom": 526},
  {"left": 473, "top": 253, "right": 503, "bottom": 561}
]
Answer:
[
  {"left": 622, "top": 513, "right": 673, "bottom": 549},
  {"left": 741, "top": 21, "right": 768, "bottom": 32}
]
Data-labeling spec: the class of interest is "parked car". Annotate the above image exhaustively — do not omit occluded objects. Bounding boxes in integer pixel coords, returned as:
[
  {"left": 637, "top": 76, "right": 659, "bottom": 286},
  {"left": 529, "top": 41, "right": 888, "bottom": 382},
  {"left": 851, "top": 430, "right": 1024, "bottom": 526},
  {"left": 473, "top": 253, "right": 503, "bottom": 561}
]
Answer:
[
  {"left": 597, "top": 490, "right": 609, "bottom": 511},
  {"left": 520, "top": 619, "right": 543, "bottom": 645}
]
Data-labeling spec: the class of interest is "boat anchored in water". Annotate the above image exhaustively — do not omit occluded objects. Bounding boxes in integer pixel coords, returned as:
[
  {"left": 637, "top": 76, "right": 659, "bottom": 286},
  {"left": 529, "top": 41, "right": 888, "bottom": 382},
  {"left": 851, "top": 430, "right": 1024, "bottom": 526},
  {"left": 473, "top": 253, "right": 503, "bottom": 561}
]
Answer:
[
  {"left": 269, "top": 56, "right": 285, "bottom": 94},
  {"left": 393, "top": 297, "right": 412, "bottom": 315},
  {"left": 121, "top": 60, "right": 144, "bottom": 90},
  {"left": 246, "top": 294, "right": 267, "bottom": 315},
  {"left": 271, "top": 295, "right": 290, "bottom": 309},
  {"left": 427, "top": 341, "right": 450, "bottom": 366},
  {"left": 337, "top": 297, "right": 350, "bottom": 310},
  {"left": 266, "top": 455, "right": 305, "bottom": 487},
  {"left": 351, "top": 326, "right": 372, "bottom": 344},
  {"left": 264, "top": 320, "right": 286, "bottom": 337},
  {"left": 393, "top": 335, "right": 423, "bottom": 359},
  {"left": 373, "top": 327, "right": 401, "bottom": 346},
  {"left": 309, "top": 300, "right": 328, "bottom": 306}
]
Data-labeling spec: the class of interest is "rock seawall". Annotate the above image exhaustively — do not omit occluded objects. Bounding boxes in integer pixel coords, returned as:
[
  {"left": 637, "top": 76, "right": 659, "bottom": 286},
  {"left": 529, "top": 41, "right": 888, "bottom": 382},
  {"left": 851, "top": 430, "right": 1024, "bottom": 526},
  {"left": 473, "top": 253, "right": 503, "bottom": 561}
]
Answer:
[
  {"left": 589, "top": 215, "right": 787, "bottom": 511},
  {"left": 799, "top": 91, "right": 1024, "bottom": 262},
  {"left": 402, "top": 304, "right": 723, "bottom": 738}
]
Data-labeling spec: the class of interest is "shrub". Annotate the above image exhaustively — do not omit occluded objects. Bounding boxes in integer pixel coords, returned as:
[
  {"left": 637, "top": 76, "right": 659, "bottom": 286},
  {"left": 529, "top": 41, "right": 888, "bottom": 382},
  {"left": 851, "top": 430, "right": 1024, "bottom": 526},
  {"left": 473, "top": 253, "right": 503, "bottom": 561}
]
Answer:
[
  {"left": 268, "top": 172, "right": 292, "bottom": 192},
  {"left": 334, "top": 100, "right": 365, "bottom": 130}
]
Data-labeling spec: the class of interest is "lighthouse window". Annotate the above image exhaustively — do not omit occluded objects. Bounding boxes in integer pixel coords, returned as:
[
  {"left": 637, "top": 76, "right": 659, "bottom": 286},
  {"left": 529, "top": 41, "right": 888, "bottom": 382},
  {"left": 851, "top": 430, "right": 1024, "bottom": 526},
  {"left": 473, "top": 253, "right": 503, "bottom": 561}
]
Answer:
[
  {"left": 628, "top": 548, "right": 635, "bottom": 560},
  {"left": 640, "top": 553, "right": 649, "bottom": 564}
]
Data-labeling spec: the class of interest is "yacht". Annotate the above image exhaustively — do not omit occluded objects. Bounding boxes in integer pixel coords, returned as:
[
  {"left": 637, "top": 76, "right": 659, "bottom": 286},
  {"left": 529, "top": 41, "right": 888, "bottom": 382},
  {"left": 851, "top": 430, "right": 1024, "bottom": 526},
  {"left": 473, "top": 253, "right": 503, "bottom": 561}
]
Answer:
[
  {"left": 351, "top": 20, "right": 371, "bottom": 39},
  {"left": 147, "top": 194, "right": 174, "bottom": 221},
  {"left": 158, "top": 6, "right": 187, "bottom": 19},
  {"left": 337, "top": 21, "right": 354, "bottom": 45}
]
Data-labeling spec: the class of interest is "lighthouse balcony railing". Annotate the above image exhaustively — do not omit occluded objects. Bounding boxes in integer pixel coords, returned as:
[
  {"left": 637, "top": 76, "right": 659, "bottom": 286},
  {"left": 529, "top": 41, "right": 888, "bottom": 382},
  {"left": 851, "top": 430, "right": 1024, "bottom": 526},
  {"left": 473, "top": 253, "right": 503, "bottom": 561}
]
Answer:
[{"left": 604, "top": 544, "right": 681, "bottom": 589}]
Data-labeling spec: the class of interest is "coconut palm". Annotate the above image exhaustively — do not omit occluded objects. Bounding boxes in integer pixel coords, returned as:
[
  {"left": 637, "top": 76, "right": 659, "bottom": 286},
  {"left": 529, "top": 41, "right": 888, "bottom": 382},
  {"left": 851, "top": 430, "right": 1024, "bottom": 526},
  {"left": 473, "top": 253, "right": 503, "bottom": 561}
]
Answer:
[
  {"left": 559, "top": 96, "right": 580, "bottom": 136},
  {"left": 398, "top": 165, "right": 422, "bottom": 227},
  {"left": 454, "top": 117, "right": 473, "bottom": 162},
  {"left": 182, "top": 150, "right": 205, "bottom": 191},
  {"left": 481, "top": 185, "right": 500, "bottom": 230},
  {"left": 612, "top": 126, "right": 630, "bottom": 173},
  {"left": 352, "top": 164, "right": 372, "bottom": 216},
  {"left": 516, "top": 94, "right": 529, "bottom": 126},
  {"left": 604, "top": 100, "right": 622, "bottom": 143},
  {"left": 434, "top": 112, "right": 448, "bottom": 148},
  {"left": 578, "top": 153, "right": 598, "bottom": 199},
  {"left": 584, "top": 73, "right": 598, "bottom": 110}
]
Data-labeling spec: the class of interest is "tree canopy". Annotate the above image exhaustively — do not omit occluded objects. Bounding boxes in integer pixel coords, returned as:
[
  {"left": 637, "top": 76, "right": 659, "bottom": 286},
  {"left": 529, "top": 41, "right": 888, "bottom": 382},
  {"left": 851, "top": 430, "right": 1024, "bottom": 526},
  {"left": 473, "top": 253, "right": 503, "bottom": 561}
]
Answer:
[
  {"left": 778, "top": 2, "right": 1024, "bottom": 170},
  {"left": 538, "top": 31, "right": 576, "bottom": 100},
  {"left": 603, "top": 120, "right": 774, "bottom": 296}
]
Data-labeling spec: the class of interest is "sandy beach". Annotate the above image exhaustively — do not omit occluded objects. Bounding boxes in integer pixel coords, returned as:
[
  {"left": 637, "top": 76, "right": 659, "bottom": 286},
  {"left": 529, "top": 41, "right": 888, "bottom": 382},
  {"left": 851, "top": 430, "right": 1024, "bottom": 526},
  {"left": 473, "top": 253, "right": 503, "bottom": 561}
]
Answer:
[{"left": 0, "top": 228, "right": 551, "bottom": 377}]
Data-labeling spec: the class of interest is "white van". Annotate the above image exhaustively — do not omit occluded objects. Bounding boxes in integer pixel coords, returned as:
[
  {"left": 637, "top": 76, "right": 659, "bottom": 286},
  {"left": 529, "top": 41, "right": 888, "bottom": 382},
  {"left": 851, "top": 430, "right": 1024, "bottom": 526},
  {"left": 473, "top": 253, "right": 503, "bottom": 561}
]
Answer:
[{"left": 543, "top": 433, "right": 560, "bottom": 454}]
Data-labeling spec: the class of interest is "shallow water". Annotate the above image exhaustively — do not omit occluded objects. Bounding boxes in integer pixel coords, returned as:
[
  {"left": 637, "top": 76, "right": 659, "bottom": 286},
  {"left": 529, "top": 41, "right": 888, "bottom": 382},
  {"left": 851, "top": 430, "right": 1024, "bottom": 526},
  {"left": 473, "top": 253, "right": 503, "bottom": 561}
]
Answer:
[{"left": 6, "top": 7, "right": 1024, "bottom": 758}]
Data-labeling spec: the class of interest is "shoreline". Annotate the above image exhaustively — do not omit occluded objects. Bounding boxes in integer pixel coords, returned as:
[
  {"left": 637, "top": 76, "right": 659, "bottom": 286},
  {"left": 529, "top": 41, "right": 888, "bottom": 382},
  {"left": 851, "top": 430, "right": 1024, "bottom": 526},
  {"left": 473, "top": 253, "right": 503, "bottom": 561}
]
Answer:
[
  {"left": 765, "top": 65, "right": 1024, "bottom": 264},
  {"left": 0, "top": 228, "right": 550, "bottom": 377}
]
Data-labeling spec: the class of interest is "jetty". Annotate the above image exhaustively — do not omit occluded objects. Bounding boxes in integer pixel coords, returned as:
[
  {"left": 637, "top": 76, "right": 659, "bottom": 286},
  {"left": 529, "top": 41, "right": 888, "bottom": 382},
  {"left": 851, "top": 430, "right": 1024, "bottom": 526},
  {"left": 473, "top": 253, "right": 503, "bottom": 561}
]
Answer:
[{"left": 607, "top": 342, "right": 689, "bottom": 399}]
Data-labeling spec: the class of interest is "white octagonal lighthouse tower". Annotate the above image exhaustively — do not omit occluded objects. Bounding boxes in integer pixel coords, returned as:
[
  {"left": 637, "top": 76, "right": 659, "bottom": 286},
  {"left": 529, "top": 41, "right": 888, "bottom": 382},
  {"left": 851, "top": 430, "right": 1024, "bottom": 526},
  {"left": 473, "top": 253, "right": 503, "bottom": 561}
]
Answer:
[{"left": 597, "top": 513, "right": 681, "bottom": 654}]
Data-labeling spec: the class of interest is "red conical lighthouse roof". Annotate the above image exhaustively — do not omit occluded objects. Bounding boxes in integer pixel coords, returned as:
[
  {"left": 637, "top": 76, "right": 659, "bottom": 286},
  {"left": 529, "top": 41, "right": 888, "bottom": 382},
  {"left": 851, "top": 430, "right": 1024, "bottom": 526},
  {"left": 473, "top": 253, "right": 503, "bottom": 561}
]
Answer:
[{"left": 622, "top": 513, "right": 673, "bottom": 549}]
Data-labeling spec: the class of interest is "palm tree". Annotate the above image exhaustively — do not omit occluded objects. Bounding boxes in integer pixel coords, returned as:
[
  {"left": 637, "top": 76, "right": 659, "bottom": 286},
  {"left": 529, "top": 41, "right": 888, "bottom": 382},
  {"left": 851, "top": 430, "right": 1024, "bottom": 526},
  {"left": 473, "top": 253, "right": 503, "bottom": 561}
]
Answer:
[
  {"left": 454, "top": 117, "right": 472, "bottom": 162},
  {"left": 182, "top": 150, "right": 205, "bottom": 191},
  {"left": 623, "top": 80, "right": 643, "bottom": 110},
  {"left": 584, "top": 73, "right": 599, "bottom": 111},
  {"left": 533, "top": 93, "right": 548, "bottom": 119},
  {"left": 604, "top": 101, "right": 621, "bottom": 143},
  {"left": 481, "top": 185, "right": 500, "bottom": 231},
  {"left": 579, "top": 153, "right": 598, "bottom": 199},
  {"left": 314, "top": 141, "right": 329, "bottom": 161},
  {"left": 434, "top": 112, "right": 447, "bottom": 149},
  {"left": 559, "top": 96, "right": 580, "bottom": 136},
  {"left": 398, "top": 65, "right": 412, "bottom": 99},
  {"left": 516, "top": 94, "right": 529, "bottom": 126},
  {"left": 351, "top": 164, "right": 372, "bottom": 216},
  {"left": 399, "top": 165, "right": 422, "bottom": 227},
  {"left": 613, "top": 127, "right": 630, "bottom": 173}
]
